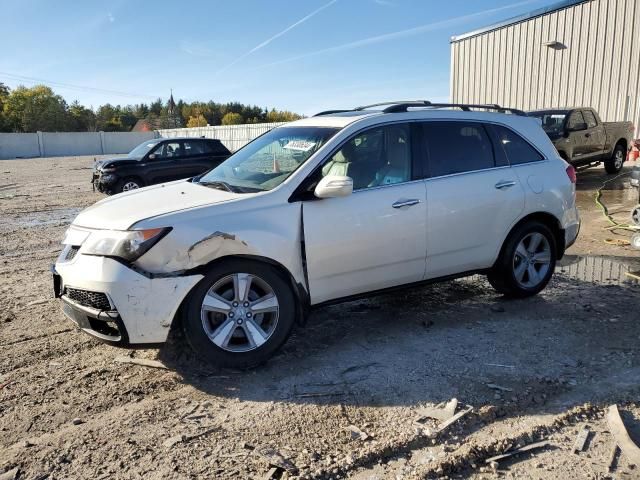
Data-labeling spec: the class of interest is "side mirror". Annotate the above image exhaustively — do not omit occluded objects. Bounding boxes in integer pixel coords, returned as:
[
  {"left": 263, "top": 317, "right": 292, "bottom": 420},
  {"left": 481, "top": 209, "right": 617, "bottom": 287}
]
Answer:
[
  {"left": 314, "top": 175, "right": 353, "bottom": 199},
  {"left": 148, "top": 153, "right": 156, "bottom": 159}
]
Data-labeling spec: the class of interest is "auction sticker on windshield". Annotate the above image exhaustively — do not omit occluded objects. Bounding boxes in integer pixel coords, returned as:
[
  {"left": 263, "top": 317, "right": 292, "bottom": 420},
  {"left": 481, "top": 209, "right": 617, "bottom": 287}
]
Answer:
[{"left": 283, "top": 140, "right": 316, "bottom": 151}]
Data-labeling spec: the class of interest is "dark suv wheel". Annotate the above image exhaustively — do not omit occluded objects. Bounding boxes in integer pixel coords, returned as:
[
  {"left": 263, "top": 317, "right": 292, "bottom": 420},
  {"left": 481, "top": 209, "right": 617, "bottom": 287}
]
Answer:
[
  {"left": 487, "top": 221, "right": 557, "bottom": 298},
  {"left": 181, "top": 260, "right": 296, "bottom": 368}
]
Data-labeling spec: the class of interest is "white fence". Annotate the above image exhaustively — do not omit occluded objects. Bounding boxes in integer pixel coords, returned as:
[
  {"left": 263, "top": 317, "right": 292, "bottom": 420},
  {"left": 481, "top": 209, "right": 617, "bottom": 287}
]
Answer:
[
  {"left": 158, "top": 122, "right": 285, "bottom": 152},
  {"left": 0, "top": 131, "right": 158, "bottom": 160}
]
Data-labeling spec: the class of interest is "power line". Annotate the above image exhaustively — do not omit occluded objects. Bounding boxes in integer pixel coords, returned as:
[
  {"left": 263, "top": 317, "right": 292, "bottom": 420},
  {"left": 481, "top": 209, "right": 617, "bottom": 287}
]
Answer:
[{"left": 0, "top": 71, "right": 161, "bottom": 101}]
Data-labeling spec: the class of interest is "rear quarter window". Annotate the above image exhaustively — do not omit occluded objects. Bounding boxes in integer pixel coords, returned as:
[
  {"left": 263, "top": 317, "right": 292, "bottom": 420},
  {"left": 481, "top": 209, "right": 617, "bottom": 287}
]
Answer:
[{"left": 492, "top": 125, "right": 544, "bottom": 165}]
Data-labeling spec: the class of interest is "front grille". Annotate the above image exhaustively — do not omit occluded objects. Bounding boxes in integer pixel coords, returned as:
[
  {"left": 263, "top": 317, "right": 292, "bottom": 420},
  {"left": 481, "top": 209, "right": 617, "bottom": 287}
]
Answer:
[
  {"left": 65, "top": 288, "right": 112, "bottom": 311},
  {"left": 65, "top": 245, "right": 80, "bottom": 261}
]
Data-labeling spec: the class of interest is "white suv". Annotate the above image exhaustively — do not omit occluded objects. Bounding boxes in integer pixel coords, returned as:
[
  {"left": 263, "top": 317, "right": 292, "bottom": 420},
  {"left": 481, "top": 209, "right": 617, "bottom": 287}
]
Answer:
[{"left": 53, "top": 101, "right": 580, "bottom": 367}]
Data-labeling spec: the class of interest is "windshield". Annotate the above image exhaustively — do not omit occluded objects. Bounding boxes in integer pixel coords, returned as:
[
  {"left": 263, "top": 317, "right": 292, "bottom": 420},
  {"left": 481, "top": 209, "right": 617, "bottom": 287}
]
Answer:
[
  {"left": 129, "top": 140, "right": 161, "bottom": 157},
  {"left": 528, "top": 111, "right": 568, "bottom": 135},
  {"left": 198, "top": 126, "right": 339, "bottom": 192}
]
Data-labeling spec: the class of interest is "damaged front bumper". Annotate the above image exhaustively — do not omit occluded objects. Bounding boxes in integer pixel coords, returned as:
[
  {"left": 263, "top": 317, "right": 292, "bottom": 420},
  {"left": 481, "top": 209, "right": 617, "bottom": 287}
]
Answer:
[
  {"left": 53, "top": 254, "right": 203, "bottom": 345},
  {"left": 91, "top": 171, "right": 117, "bottom": 193}
]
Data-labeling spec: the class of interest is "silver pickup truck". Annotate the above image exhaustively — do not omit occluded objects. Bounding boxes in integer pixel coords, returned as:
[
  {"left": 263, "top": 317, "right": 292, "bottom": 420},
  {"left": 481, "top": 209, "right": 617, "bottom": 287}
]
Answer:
[{"left": 528, "top": 107, "right": 634, "bottom": 174}]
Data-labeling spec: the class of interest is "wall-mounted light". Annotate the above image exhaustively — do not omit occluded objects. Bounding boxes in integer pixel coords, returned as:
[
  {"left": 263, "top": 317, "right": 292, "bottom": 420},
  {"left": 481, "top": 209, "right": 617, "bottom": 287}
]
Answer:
[{"left": 543, "top": 40, "right": 567, "bottom": 50}]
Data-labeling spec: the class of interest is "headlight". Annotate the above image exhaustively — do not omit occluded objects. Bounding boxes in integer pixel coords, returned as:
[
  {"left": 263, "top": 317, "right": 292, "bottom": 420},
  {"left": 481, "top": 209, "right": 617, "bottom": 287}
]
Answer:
[
  {"left": 81, "top": 227, "right": 171, "bottom": 262},
  {"left": 101, "top": 167, "right": 117, "bottom": 173}
]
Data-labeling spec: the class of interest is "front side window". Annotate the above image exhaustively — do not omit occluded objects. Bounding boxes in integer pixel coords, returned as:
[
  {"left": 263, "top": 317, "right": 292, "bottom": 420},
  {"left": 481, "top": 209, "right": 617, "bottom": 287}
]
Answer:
[
  {"left": 130, "top": 140, "right": 161, "bottom": 157},
  {"left": 320, "top": 124, "right": 412, "bottom": 190},
  {"left": 493, "top": 125, "right": 544, "bottom": 165},
  {"left": 198, "top": 127, "right": 338, "bottom": 192},
  {"left": 423, "top": 122, "right": 495, "bottom": 177}
]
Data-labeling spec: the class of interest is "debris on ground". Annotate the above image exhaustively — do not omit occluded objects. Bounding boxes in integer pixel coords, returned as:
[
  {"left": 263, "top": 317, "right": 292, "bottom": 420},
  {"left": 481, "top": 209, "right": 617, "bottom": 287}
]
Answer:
[
  {"left": 435, "top": 406, "right": 473, "bottom": 435},
  {"left": 114, "top": 356, "right": 169, "bottom": 370},
  {"left": 608, "top": 443, "right": 620, "bottom": 472},
  {"left": 484, "top": 440, "right": 550, "bottom": 465},
  {"left": 572, "top": 426, "right": 590, "bottom": 453},
  {"left": 606, "top": 404, "right": 640, "bottom": 465},
  {"left": 345, "top": 424, "right": 371, "bottom": 441},
  {"left": 255, "top": 446, "right": 298, "bottom": 473},
  {"left": 416, "top": 398, "right": 458, "bottom": 422},
  {"left": 486, "top": 383, "right": 514, "bottom": 392},
  {"left": 0, "top": 468, "right": 19, "bottom": 480}
]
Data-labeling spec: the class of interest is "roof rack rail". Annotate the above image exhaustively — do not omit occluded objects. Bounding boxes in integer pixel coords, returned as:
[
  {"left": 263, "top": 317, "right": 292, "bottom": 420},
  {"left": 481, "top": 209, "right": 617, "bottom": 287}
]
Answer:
[
  {"left": 313, "top": 109, "right": 354, "bottom": 117},
  {"left": 382, "top": 102, "right": 528, "bottom": 116},
  {"left": 312, "top": 101, "right": 527, "bottom": 117}
]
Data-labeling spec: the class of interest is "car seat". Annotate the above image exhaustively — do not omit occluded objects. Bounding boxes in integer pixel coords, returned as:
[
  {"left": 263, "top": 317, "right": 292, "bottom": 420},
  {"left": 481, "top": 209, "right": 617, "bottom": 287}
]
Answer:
[{"left": 369, "top": 129, "right": 410, "bottom": 187}]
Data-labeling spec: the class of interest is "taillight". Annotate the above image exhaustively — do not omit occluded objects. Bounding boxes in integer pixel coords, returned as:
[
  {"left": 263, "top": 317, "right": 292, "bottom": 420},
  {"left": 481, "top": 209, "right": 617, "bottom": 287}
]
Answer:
[{"left": 566, "top": 165, "right": 577, "bottom": 184}]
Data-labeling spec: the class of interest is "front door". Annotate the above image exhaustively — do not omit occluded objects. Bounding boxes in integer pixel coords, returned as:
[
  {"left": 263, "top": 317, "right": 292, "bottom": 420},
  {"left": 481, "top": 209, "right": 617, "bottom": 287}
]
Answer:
[
  {"left": 420, "top": 121, "right": 525, "bottom": 278},
  {"left": 146, "top": 140, "right": 184, "bottom": 184},
  {"left": 302, "top": 124, "right": 428, "bottom": 304}
]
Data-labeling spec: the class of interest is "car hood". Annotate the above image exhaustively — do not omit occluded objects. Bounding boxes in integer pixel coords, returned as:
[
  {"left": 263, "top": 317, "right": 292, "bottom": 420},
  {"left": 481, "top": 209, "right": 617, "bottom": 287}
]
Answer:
[
  {"left": 94, "top": 156, "right": 142, "bottom": 169},
  {"left": 73, "top": 180, "right": 245, "bottom": 230}
]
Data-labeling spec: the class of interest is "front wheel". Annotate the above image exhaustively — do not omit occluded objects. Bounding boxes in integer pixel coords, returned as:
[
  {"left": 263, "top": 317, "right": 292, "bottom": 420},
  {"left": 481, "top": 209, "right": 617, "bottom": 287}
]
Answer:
[
  {"left": 181, "top": 260, "right": 296, "bottom": 368},
  {"left": 605, "top": 144, "right": 626, "bottom": 174},
  {"left": 487, "top": 221, "right": 557, "bottom": 298},
  {"left": 115, "top": 177, "right": 143, "bottom": 193}
]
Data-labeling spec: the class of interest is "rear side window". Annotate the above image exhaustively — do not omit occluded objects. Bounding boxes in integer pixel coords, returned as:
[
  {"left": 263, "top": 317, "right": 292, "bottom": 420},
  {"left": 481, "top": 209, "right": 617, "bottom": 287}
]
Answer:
[
  {"left": 422, "top": 122, "right": 495, "bottom": 177},
  {"left": 206, "top": 140, "right": 230, "bottom": 154},
  {"left": 582, "top": 110, "right": 597, "bottom": 128},
  {"left": 567, "top": 111, "right": 585, "bottom": 129},
  {"left": 492, "top": 125, "right": 544, "bottom": 165},
  {"left": 183, "top": 140, "right": 205, "bottom": 156}
]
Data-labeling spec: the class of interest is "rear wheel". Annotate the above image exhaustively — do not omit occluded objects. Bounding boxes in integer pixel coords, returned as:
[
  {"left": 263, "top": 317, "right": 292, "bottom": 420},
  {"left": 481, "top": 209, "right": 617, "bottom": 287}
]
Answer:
[
  {"left": 181, "top": 260, "right": 296, "bottom": 368},
  {"left": 605, "top": 144, "right": 626, "bottom": 174},
  {"left": 488, "top": 221, "right": 557, "bottom": 298}
]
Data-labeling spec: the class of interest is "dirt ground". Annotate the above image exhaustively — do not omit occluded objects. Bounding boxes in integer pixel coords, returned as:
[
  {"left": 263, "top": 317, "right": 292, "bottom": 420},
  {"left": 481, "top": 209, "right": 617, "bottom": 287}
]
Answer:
[{"left": 1, "top": 156, "right": 640, "bottom": 480}]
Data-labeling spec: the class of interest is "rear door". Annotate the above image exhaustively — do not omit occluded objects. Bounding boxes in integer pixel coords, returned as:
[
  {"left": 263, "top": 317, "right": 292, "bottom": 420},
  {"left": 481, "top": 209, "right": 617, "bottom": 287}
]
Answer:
[
  {"left": 182, "top": 140, "right": 216, "bottom": 177},
  {"left": 421, "top": 121, "right": 525, "bottom": 278}
]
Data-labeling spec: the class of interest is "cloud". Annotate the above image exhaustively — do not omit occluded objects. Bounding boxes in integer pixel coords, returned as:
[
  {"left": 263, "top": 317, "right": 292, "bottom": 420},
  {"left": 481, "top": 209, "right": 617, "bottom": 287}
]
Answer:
[
  {"left": 255, "top": 0, "right": 539, "bottom": 70},
  {"left": 181, "top": 40, "right": 213, "bottom": 57},
  {"left": 107, "top": 12, "right": 115, "bottom": 23},
  {"left": 215, "top": 0, "right": 339, "bottom": 74},
  {"left": 374, "top": 0, "right": 396, "bottom": 6}
]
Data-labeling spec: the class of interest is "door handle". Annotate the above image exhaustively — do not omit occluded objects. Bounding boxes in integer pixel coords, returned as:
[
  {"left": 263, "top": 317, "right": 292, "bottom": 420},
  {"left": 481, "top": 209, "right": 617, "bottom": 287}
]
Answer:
[
  {"left": 392, "top": 199, "right": 421, "bottom": 208},
  {"left": 495, "top": 180, "right": 517, "bottom": 190}
]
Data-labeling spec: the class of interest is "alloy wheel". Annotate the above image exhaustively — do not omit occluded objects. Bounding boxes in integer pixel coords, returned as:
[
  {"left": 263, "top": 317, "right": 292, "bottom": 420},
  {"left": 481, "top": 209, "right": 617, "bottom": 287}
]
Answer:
[
  {"left": 122, "top": 181, "right": 140, "bottom": 191},
  {"left": 614, "top": 149, "right": 624, "bottom": 169},
  {"left": 512, "top": 232, "right": 552, "bottom": 288},
  {"left": 200, "top": 273, "right": 279, "bottom": 352}
]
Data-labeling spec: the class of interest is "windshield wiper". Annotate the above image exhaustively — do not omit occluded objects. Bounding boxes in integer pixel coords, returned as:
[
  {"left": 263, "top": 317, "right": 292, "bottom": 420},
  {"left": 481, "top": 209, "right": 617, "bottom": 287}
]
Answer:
[{"left": 198, "top": 180, "right": 242, "bottom": 193}]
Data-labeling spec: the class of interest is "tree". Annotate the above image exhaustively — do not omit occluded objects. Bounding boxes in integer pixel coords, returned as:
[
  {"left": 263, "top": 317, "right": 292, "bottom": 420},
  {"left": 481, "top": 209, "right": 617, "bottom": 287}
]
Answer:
[
  {"left": 4, "top": 85, "right": 70, "bottom": 132},
  {"left": 0, "top": 82, "right": 9, "bottom": 132},
  {"left": 266, "top": 109, "right": 302, "bottom": 122},
  {"left": 221, "top": 112, "right": 244, "bottom": 125},
  {"left": 68, "top": 101, "right": 96, "bottom": 131},
  {"left": 187, "top": 114, "right": 208, "bottom": 128}
]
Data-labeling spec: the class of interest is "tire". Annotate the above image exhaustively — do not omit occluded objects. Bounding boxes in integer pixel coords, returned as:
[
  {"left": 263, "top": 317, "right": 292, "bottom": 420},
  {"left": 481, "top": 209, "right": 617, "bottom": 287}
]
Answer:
[
  {"left": 115, "top": 177, "right": 143, "bottom": 193},
  {"left": 487, "top": 221, "right": 557, "bottom": 298},
  {"left": 605, "top": 143, "right": 626, "bottom": 174},
  {"left": 181, "top": 260, "right": 296, "bottom": 368}
]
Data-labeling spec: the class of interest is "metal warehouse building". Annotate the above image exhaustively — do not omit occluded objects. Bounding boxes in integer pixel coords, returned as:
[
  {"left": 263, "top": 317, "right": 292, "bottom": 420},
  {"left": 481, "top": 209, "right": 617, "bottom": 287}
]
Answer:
[{"left": 450, "top": 0, "right": 640, "bottom": 136}]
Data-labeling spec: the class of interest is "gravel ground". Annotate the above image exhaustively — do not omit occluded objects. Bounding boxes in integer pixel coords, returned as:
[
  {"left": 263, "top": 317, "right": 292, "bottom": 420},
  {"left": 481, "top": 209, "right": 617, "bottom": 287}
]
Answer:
[{"left": 1, "top": 156, "right": 640, "bottom": 480}]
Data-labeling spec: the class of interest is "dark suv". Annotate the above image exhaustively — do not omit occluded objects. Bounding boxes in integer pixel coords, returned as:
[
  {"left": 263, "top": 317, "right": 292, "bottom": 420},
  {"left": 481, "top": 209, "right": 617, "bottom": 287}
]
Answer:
[{"left": 92, "top": 137, "right": 231, "bottom": 194}]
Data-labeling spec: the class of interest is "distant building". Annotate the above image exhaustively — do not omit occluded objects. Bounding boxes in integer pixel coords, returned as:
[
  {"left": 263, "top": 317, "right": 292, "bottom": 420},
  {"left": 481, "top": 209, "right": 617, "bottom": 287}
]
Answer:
[
  {"left": 450, "top": 0, "right": 640, "bottom": 136},
  {"left": 131, "top": 118, "right": 161, "bottom": 132}
]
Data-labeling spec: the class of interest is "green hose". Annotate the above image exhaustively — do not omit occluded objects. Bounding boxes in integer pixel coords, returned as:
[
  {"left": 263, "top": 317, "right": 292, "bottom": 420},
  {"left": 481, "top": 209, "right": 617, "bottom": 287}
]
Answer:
[{"left": 594, "top": 171, "right": 638, "bottom": 232}]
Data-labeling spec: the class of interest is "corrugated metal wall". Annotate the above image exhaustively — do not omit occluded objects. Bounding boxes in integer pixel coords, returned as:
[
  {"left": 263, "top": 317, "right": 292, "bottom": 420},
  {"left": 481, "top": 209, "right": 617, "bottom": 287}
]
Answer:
[{"left": 451, "top": 0, "right": 640, "bottom": 137}]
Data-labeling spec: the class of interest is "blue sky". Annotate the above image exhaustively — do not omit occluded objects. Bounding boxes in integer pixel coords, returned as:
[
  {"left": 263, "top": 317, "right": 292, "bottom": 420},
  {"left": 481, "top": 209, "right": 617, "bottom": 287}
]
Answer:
[{"left": 1, "top": 0, "right": 553, "bottom": 116}]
